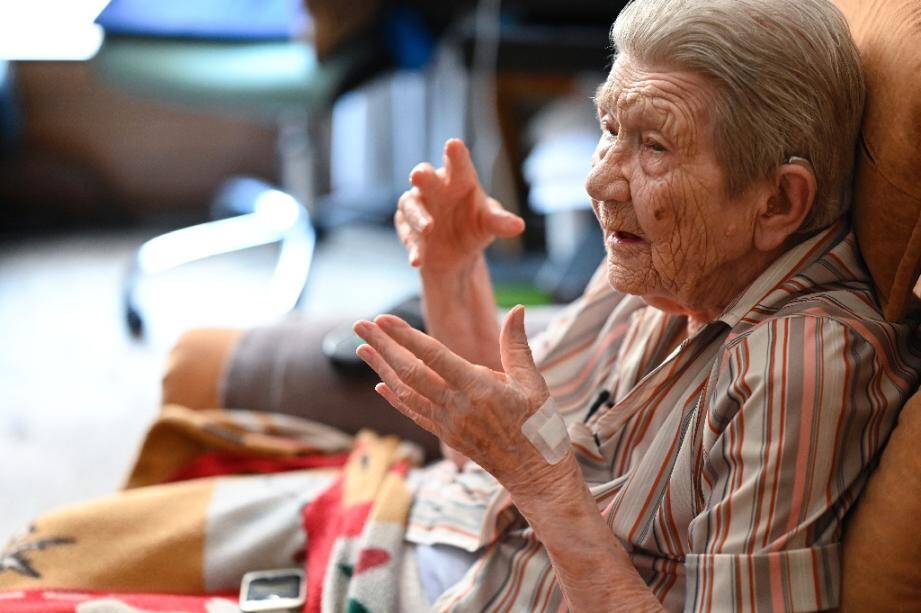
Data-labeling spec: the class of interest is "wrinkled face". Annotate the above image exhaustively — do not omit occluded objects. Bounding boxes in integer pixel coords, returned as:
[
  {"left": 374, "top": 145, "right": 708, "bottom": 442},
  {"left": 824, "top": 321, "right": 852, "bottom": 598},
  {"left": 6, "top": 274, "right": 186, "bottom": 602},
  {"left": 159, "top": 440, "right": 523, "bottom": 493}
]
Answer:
[{"left": 587, "top": 56, "right": 760, "bottom": 316}]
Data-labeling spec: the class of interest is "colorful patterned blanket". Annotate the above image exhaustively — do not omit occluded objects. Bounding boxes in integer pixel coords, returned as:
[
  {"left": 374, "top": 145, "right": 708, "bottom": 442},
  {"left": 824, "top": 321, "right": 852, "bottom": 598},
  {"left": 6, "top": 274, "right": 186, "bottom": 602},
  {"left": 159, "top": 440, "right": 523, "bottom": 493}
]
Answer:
[{"left": 0, "top": 404, "right": 429, "bottom": 612}]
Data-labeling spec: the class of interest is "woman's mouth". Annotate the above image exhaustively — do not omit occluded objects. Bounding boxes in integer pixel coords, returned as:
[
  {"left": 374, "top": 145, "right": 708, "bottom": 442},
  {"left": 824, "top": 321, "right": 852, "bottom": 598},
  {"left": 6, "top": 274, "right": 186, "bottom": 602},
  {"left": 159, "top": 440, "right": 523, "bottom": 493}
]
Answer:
[{"left": 608, "top": 230, "right": 644, "bottom": 246}]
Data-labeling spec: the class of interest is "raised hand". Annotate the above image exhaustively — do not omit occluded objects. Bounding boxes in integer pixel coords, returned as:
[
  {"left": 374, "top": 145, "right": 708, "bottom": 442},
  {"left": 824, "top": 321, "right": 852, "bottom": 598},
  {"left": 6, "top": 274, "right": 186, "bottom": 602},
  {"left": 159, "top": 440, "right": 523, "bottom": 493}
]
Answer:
[
  {"left": 353, "top": 305, "right": 554, "bottom": 485},
  {"left": 396, "top": 138, "right": 525, "bottom": 271}
]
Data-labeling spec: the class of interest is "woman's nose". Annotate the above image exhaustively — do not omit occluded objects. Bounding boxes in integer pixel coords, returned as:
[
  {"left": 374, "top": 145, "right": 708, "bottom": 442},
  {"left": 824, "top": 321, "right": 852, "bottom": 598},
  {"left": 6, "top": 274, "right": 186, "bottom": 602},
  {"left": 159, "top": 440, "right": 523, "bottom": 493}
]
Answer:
[{"left": 585, "top": 146, "right": 630, "bottom": 203}]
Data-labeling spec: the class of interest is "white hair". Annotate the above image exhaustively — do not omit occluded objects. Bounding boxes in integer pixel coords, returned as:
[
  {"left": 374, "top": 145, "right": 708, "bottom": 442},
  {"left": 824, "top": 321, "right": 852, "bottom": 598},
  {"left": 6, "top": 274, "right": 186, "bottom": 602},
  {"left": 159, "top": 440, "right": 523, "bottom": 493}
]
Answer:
[{"left": 611, "top": 0, "right": 865, "bottom": 233}]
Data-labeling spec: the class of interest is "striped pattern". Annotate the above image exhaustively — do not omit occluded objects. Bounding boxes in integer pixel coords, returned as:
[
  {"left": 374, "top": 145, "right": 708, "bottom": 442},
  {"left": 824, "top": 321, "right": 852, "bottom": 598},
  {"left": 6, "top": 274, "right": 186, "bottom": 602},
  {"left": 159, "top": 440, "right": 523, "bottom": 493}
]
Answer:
[{"left": 408, "top": 221, "right": 921, "bottom": 612}]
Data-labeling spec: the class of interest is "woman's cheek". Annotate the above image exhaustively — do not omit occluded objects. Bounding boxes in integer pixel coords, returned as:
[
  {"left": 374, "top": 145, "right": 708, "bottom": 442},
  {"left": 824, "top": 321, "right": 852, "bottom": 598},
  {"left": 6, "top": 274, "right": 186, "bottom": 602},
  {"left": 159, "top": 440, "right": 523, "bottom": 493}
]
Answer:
[
  {"left": 639, "top": 149, "right": 670, "bottom": 178},
  {"left": 635, "top": 177, "right": 677, "bottom": 236}
]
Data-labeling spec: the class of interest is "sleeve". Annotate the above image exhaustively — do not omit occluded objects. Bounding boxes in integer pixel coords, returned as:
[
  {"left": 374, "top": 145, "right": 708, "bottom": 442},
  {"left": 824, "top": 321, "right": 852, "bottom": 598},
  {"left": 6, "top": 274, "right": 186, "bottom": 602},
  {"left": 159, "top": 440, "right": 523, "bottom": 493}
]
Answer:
[
  {"left": 684, "top": 315, "right": 907, "bottom": 613},
  {"left": 530, "top": 259, "right": 612, "bottom": 366}
]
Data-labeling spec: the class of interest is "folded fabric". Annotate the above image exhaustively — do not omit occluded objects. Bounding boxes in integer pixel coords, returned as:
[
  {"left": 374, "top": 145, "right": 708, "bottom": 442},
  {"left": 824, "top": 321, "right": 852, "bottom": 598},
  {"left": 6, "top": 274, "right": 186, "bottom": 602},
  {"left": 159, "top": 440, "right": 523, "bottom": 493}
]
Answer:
[{"left": 0, "top": 404, "right": 428, "bottom": 612}]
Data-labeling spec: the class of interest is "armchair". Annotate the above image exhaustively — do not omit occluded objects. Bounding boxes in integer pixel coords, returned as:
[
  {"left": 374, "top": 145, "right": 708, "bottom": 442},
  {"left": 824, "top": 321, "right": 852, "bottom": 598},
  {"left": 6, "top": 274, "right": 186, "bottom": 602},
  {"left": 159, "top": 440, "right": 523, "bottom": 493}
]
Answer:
[{"left": 161, "top": 0, "right": 921, "bottom": 610}]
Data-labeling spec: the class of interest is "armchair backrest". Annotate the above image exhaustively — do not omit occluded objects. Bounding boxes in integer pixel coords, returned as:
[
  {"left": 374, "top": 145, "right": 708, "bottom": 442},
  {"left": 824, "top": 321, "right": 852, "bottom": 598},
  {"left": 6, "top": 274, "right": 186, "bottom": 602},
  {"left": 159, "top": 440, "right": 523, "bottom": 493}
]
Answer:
[
  {"left": 835, "top": 0, "right": 921, "bottom": 322},
  {"left": 831, "top": 1, "right": 921, "bottom": 610}
]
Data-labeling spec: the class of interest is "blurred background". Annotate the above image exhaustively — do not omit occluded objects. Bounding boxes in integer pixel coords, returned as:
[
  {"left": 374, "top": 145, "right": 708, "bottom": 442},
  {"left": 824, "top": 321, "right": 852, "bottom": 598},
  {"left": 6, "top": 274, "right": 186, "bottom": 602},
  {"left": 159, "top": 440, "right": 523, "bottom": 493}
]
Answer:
[{"left": 0, "top": 0, "right": 625, "bottom": 539}]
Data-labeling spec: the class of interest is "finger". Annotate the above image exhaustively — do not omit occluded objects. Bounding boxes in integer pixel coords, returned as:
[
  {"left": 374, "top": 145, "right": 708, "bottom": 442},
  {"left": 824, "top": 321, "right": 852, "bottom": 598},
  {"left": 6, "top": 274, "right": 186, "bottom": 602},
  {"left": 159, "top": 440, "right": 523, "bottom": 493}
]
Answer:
[
  {"left": 480, "top": 197, "right": 526, "bottom": 237},
  {"left": 354, "top": 320, "right": 450, "bottom": 403},
  {"left": 394, "top": 209, "right": 412, "bottom": 245},
  {"left": 499, "top": 305, "right": 545, "bottom": 392},
  {"left": 394, "top": 208, "right": 420, "bottom": 247},
  {"left": 375, "top": 382, "right": 439, "bottom": 435},
  {"left": 409, "top": 245, "right": 422, "bottom": 267},
  {"left": 354, "top": 343, "right": 439, "bottom": 424},
  {"left": 409, "top": 162, "right": 442, "bottom": 194},
  {"left": 443, "top": 138, "right": 479, "bottom": 193},
  {"left": 394, "top": 210, "right": 424, "bottom": 267},
  {"left": 398, "top": 191, "right": 433, "bottom": 234},
  {"left": 374, "top": 314, "right": 481, "bottom": 391},
  {"left": 394, "top": 209, "right": 411, "bottom": 245}
]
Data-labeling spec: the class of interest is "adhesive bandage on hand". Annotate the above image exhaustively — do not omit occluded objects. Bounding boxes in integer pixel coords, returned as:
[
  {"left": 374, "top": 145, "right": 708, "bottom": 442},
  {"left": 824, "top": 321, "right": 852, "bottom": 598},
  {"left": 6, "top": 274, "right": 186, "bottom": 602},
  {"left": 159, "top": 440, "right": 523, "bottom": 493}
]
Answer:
[{"left": 520, "top": 397, "right": 570, "bottom": 465}]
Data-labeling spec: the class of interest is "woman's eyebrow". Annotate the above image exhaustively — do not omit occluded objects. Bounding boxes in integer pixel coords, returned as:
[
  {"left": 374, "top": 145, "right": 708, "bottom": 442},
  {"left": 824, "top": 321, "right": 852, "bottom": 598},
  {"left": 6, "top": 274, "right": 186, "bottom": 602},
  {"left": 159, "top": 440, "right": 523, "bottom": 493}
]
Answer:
[{"left": 593, "top": 83, "right": 614, "bottom": 110}]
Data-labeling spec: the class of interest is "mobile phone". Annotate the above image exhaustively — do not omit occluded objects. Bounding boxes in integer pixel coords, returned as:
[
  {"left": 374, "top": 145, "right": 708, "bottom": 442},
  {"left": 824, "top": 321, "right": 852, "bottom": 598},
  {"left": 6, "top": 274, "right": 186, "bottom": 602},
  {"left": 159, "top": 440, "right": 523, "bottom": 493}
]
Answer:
[{"left": 239, "top": 568, "right": 306, "bottom": 613}]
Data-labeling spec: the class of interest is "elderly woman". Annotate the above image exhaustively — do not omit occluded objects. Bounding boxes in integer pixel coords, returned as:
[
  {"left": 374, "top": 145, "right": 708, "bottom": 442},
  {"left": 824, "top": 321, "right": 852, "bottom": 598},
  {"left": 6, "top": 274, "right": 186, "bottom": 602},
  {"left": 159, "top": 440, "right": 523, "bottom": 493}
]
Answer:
[
  {"left": 2, "top": 0, "right": 918, "bottom": 610},
  {"left": 352, "top": 0, "right": 920, "bottom": 610}
]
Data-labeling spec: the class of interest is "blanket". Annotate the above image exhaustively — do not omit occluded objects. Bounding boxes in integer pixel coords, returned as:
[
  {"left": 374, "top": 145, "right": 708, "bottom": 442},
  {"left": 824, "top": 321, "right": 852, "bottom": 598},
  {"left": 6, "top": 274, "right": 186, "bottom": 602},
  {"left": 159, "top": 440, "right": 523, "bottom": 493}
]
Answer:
[{"left": 0, "top": 404, "right": 429, "bottom": 612}]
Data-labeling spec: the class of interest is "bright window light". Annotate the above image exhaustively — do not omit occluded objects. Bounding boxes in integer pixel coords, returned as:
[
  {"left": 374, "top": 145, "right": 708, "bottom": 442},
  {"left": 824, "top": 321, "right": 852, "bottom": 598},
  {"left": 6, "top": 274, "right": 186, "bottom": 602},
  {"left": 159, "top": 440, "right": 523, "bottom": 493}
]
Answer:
[{"left": 0, "top": 0, "right": 109, "bottom": 61}]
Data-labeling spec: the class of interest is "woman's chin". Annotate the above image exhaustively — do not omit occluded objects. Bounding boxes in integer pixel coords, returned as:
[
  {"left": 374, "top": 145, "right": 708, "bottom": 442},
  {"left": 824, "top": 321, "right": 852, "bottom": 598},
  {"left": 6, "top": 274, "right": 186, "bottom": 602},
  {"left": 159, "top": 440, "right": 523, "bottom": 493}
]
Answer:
[
  {"left": 605, "top": 265, "right": 690, "bottom": 316},
  {"left": 605, "top": 264, "right": 653, "bottom": 298}
]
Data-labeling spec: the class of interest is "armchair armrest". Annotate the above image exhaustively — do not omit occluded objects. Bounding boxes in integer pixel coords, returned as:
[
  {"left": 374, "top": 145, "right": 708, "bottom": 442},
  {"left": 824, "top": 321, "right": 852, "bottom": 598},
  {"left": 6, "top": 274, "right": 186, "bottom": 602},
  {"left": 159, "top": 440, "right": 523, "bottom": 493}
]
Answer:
[{"left": 161, "top": 315, "right": 442, "bottom": 460}]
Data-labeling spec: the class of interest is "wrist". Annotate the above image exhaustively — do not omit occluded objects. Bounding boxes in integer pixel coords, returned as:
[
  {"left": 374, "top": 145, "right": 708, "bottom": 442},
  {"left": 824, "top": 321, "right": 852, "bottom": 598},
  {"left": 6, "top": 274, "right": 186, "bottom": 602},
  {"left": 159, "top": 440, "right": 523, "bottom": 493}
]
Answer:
[
  {"left": 419, "top": 252, "right": 486, "bottom": 280},
  {"left": 416, "top": 249, "right": 501, "bottom": 369},
  {"left": 503, "top": 449, "right": 583, "bottom": 513}
]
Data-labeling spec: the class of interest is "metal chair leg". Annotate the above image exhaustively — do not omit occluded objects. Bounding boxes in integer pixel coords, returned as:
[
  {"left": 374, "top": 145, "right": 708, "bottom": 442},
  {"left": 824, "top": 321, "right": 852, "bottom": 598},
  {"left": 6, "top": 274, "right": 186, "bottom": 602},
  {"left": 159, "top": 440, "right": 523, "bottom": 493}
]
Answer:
[{"left": 123, "top": 183, "right": 315, "bottom": 337}]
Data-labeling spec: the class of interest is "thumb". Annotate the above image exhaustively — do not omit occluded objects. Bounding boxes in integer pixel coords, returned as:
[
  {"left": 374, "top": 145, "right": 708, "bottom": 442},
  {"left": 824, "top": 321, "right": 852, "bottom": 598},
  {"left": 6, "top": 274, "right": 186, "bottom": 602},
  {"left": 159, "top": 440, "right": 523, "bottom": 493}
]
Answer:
[
  {"left": 482, "top": 199, "right": 526, "bottom": 237},
  {"left": 499, "top": 305, "right": 543, "bottom": 389}
]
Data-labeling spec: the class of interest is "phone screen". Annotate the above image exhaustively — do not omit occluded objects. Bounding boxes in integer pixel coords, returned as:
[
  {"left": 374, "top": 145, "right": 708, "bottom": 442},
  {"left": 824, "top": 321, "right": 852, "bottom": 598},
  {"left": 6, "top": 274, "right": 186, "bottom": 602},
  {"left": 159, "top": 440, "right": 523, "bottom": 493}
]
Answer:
[{"left": 246, "top": 574, "right": 302, "bottom": 600}]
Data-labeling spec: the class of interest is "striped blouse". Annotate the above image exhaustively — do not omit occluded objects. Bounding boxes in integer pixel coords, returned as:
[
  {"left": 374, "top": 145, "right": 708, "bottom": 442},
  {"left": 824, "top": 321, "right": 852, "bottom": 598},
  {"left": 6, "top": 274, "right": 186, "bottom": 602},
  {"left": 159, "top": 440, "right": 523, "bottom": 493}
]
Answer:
[{"left": 406, "top": 220, "right": 921, "bottom": 612}]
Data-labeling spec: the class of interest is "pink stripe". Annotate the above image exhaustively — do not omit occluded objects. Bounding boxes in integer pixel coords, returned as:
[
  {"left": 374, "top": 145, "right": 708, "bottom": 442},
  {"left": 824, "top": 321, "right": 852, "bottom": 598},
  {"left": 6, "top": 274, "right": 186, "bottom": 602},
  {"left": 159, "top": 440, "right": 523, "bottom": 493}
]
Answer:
[
  {"left": 782, "top": 317, "right": 817, "bottom": 542},
  {"left": 545, "top": 322, "right": 630, "bottom": 395},
  {"left": 769, "top": 552, "right": 785, "bottom": 612}
]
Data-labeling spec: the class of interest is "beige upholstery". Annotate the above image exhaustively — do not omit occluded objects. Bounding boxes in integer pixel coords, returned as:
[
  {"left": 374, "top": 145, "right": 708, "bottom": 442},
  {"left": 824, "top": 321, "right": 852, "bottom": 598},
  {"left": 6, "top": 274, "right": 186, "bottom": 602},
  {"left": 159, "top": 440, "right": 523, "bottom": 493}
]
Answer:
[
  {"left": 161, "top": 327, "right": 242, "bottom": 410},
  {"left": 835, "top": 0, "right": 921, "bottom": 322},
  {"left": 842, "top": 393, "right": 921, "bottom": 611},
  {"left": 832, "top": 1, "right": 921, "bottom": 611}
]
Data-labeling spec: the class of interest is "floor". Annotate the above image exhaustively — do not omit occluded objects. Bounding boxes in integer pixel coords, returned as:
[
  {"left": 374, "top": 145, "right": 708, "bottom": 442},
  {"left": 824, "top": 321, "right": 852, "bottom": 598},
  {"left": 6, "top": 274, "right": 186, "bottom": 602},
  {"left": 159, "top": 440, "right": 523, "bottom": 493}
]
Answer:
[{"left": 0, "top": 222, "right": 419, "bottom": 542}]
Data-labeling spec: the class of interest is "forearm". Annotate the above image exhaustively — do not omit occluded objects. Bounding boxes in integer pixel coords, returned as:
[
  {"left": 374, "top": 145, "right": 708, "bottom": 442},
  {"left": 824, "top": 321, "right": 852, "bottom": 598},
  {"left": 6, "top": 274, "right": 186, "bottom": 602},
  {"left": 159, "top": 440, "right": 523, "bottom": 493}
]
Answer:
[
  {"left": 507, "top": 454, "right": 664, "bottom": 613},
  {"left": 420, "top": 253, "right": 501, "bottom": 370}
]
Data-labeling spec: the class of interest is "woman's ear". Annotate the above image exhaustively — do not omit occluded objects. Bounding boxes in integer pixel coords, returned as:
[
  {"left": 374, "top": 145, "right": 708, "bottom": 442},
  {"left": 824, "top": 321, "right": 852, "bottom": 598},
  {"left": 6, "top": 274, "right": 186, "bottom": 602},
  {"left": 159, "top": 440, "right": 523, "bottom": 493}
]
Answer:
[{"left": 753, "top": 160, "right": 817, "bottom": 252}]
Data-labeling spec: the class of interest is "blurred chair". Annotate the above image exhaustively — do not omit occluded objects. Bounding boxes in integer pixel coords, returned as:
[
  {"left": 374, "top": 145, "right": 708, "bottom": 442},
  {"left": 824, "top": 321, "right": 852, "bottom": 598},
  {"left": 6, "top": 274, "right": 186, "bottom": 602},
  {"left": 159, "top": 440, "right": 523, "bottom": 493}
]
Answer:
[
  {"left": 92, "top": 0, "right": 393, "bottom": 335},
  {"left": 458, "top": 0, "right": 623, "bottom": 300},
  {"left": 315, "top": 0, "right": 625, "bottom": 366}
]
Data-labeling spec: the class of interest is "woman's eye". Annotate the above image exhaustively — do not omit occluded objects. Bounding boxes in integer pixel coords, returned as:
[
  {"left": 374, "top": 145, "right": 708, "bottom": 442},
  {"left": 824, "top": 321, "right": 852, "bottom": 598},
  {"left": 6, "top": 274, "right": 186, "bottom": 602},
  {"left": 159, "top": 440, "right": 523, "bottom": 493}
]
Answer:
[
  {"left": 600, "top": 120, "right": 618, "bottom": 139},
  {"left": 644, "top": 140, "right": 666, "bottom": 153}
]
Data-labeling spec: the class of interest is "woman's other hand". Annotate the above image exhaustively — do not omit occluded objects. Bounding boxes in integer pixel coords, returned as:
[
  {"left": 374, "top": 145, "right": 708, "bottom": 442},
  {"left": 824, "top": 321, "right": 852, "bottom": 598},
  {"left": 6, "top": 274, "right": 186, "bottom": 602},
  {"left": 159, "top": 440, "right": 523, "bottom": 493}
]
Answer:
[
  {"left": 396, "top": 138, "right": 525, "bottom": 272},
  {"left": 353, "top": 305, "right": 554, "bottom": 487},
  {"left": 394, "top": 139, "right": 522, "bottom": 452}
]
